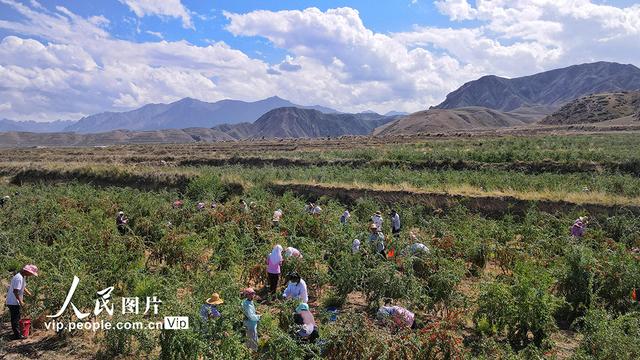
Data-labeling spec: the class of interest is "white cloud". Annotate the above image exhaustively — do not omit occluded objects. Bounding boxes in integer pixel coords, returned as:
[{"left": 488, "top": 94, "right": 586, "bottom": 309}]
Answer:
[
  {"left": 434, "top": 0, "right": 477, "bottom": 21},
  {"left": 0, "top": 1, "right": 639, "bottom": 121},
  {"left": 145, "top": 30, "right": 163, "bottom": 39},
  {"left": 119, "top": 0, "right": 193, "bottom": 29}
]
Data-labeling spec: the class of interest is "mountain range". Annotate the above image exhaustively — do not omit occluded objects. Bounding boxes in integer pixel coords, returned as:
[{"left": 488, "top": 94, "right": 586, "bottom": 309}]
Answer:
[
  {"left": 434, "top": 62, "right": 640, "bottom": 112},
  {"left": 2, "top": 61, "right": 640, "bottom": 146},
  {"left": 0, "top": 108, "right": 396, "bottom": 146},
  {"left": 64, "top": 96, "right": 338, "bottom": 133},
  {"left": 375, "top": 61, "right": 640, "bottom": 135}
]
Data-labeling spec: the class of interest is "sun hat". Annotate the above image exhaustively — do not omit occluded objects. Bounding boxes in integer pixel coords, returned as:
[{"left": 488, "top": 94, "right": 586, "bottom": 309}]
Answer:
[
  {"left": 579, "top": 216, "right": 588, "bottom": 222},
  {"left": 118, "top": 211, "right": 124, "bottom": 215},
  {"left": 375, "top": 211, "right": 381, "bottom": 215},
  {"left": 205, "top": 293, "right": 224, "bottom": 305},
  {"left": 243, "top": 287, "right": 256, "bottom": 296},
  {"left": 22, "top": 264, "right": 38, "bottom": 276},
  {"left": 370, "top": 223, "right": 378, "bottom": 230},
  {"left": 295, "top": 303, "right": 309, "bottom": 313}
]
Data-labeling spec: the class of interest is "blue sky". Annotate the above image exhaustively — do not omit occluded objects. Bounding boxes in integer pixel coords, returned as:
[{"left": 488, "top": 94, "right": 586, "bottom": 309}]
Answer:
[{"left": 0, "top": 0, "right": 638, "bottom": 120}]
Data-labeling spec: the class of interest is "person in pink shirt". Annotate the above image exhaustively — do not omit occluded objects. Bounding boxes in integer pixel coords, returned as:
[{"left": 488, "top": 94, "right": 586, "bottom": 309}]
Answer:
[
  {"left": 571, "top": 216, "right": 588, "bottom": 238},
  {"left": 266, "top": 245, "right": 283, "bottom": 295},
  {"left": 377, "top": 300, "right": 416, "bottom": 330}
]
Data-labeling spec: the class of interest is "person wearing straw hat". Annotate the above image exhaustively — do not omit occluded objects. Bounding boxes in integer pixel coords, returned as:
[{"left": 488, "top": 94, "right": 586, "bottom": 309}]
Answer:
[
  {"left": 6, "top": 264, "right": 38, "bottom": 340},
  {"left": 199, "top": 293, "right": 224, "bottom": 321},
  {"left": 241, "top": 288, "right": 260, "bottom": 351}
]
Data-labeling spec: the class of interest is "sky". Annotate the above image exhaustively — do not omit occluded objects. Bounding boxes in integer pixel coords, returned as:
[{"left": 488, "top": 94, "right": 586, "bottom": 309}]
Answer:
[{"left": 0, "top": 0, "right": 639, "bottom": 121}]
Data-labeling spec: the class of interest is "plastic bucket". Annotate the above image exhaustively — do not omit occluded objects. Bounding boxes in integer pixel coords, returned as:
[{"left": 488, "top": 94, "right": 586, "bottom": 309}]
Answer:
[{"left": 19, "top": 318, "right": 31, "bottom": 337}]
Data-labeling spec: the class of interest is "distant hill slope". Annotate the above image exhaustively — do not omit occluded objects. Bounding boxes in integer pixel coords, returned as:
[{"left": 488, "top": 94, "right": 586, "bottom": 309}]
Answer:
[
  {"left": 220, "top": 107, "right": 397, "bottom": 139},
  {"left": 0, "top": 119, "right": 77, "bottom": 133},
  {"left": 435, "top": 62, "right": 640, "bottom": 112},
  {"left": 0, "top": 128, "right": 234, "bottom": 147},
  {"left": 64, "top": 96, "right": 338, "bottom": 133},
  {"left": 540, "top": 91, "right": 640, "bottom": 125},
  {"left": 374, "top": 107, "right": 541, "bottom": 136}
]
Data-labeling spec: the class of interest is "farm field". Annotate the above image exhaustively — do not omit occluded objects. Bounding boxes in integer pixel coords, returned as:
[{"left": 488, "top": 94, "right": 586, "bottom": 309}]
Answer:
[{"left": 1, "top": 133, "right": 640, "bottom": 359}]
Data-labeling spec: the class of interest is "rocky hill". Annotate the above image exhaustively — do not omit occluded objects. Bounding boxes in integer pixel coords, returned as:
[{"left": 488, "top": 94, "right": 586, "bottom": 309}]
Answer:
[
  {"left": 374, "top": 107, "right": 539, "bottom": 136},
  {"left": 435, "top": 62, "right": 640, "bottom": 112},
  {"left": 540, "top": 91, "right": 640, "bottom": 125},
  {"left": 220, "top": 107, "right": 397, "bottom": 139}
]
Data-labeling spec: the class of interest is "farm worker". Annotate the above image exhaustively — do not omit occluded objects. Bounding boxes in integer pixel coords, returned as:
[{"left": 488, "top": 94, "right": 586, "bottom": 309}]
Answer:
[
  {"left": 239, "top": 199, "right": 248, "bottom": 212},
  {"left": 116, "top": 211, "right": 128, "bottom": 235},
  {"left": 172, "top": 199, "right": 183, "bottom": 208},
  {"left": 405, "top": 243, "right": 430, "bottom": 255},
  {"left": 6, "top": 264, "right": 38, "bottom": 340},
  {"left": 210, "top": 200, "right": 217, "bottom": 209},
  {"left": 284, "top": 246, "right": 303, "bottom": 259},
  {"left": 0, "top": 195, "right": 9, "bottom": 207},
  {"left": 197, "top": 202, "right": 205, "bottom": 210},
  {"left": 304, "top": 202, "right": 314, "bottom": 213},
  {"left": 352, "top": 239, "right": 361, "bottom": 253},
  {"left": 294, "top": 303, "right": 319, "bottom": 343},
  {"left": 390, "top": 210, "right": 401, "bottom": 237},
  {"left": 266, "top": 245, "right": 283, "bottom": 295},
  {"left": 368, "top": 224, "right": 386, "bottom": 258},
  {"left": 200, "top": 293, "right": 223, "bottom": 321},
  {"left": 340, "top": 209, "right": 351, "bottom": 224},
  {"left": 283, "top": 272, "right": 309, "bottom": 303},
  {"left": 272, "top": 209, "right": 283, "bottom": 228},
  {"left": 241, "top": 288, "right": 260, "bottom": 351},
  {"left": 311, "top": 203, "right": 322, "bottom": 215},
  {"left": 371, "top": 211, "right": 383, "bottom": 230},
  {"left": 377, "top": 302, "right": 416, "bottom": 330},
  {"left": 571, "top": 216, "right": 588, "bottom": 238}
]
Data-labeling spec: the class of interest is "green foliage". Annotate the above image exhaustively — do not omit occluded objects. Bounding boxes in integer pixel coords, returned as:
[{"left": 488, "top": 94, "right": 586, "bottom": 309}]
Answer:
[
  {"left": 476, "top": 261, "right": 561, "bottom": 349},
  {"left": 573, "top": 309, "right": 640, "bottom": 360}
]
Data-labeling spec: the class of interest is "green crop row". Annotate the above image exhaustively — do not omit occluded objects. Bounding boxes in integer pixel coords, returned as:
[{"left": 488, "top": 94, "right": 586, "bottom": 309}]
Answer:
[{"left": 1, "top": 179, "right": 639, "bottom": 359}]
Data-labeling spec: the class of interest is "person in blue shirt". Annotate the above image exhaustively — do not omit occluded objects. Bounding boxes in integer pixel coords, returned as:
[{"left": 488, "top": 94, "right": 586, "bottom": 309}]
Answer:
[
  {"left": 241, "top": 288, "right": 261, "bottom": 351},
  {"left": 199, "top": 292, "right": 223, "bottom": 321}
]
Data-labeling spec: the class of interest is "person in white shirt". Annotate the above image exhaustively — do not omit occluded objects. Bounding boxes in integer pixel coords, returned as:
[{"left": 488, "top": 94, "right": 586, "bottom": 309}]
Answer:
[
  {"left": 390, "top": 210, "right": 401, "bottom": 237},
  {"left": 282, "top": 272, "right": 308, "bottom": 303},
  {"left": 371, "top": 211, "right": 383, "bottom": 230},
  {"left": 272, "top": 209, "right": 283, "bottom": 228},
  {"left": 311, "top": 204, "right": 322, "bottom": 216},
  {"left": 6, "top": 264, "right": 38, "bottom": 340},
  {"left": 352, "top": 239, "right": 361, "bottom": 253},
  {"left": 284, "top": 246, "right": 302, "bottom": 259},
  {"left": 340, "top": 210, "right": 351, "bottom": 224}
]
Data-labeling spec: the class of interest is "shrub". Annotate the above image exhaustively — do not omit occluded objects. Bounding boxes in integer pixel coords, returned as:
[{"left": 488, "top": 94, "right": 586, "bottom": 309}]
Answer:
[
  {"left": 476, "top": 261, "right": 561, "bottom": 349},
  {"left": 556, "top": 245, "right": 596, "bottom": 325},
  {"left": 573, "top": 309, "right": 640, "bottom": 360}
]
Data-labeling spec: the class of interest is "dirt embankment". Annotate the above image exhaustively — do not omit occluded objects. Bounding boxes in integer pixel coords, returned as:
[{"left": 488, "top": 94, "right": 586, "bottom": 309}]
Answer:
[
  {"left": 180, "top": 156, "right": 640, "bottom": 176},
  {"left": 269, "top": 182, "right": 640, "bottom": 217},
  {"left": 10, "top": 168, "right": 194, "bottom": 191}
]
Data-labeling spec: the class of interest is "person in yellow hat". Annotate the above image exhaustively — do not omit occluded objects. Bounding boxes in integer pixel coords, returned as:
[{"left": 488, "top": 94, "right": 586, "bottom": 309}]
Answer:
[{"left": 199, "top": 292, "right": 224, "bottom": 321}]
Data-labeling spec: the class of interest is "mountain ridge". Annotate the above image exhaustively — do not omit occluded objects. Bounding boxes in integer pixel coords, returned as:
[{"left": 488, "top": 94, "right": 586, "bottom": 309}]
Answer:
[
  {"left": 435, "top": 62, "right": 640, "bottom": 112},
  {"left": 64, "top": 96, "right": 339, "bottom": 134}
]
